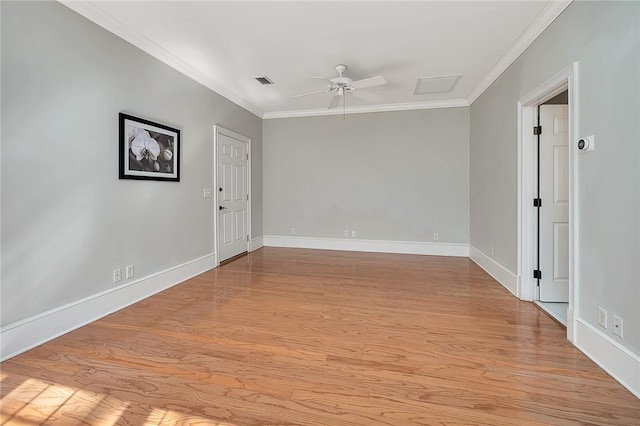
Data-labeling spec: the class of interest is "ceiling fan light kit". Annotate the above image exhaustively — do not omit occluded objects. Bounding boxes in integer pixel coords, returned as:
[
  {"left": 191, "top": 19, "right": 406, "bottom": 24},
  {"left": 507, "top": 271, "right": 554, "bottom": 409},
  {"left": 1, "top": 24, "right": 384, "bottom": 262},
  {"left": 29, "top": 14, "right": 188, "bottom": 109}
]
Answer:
[{"left": 293, "top": 64, "right": 388, "bottom": 110}]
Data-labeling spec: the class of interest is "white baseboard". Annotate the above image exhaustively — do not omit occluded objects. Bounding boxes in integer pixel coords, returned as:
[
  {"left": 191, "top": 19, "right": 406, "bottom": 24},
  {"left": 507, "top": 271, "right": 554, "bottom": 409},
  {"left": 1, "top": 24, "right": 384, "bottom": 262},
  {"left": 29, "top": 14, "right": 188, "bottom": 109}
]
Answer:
[
  {"left": 574, "top": 318, "right": 640, "bottom": 398},
  {"left": 566, "top": 306, "right": 575, "bottom": 343},
  {"left": 0, "top": 253, "right": 216, "bottom": 361},
  {"left": 250, "top": 236, "right": 263, "bottom": 252},
  {"left": 468, "top": 247, "right": 639, "bottom": 397},
  {"left": 469, "top": 245, "right": 517, "bottom": 295},
  {"left": 263, "top": 235, "right": 469, "bottom": 257}
]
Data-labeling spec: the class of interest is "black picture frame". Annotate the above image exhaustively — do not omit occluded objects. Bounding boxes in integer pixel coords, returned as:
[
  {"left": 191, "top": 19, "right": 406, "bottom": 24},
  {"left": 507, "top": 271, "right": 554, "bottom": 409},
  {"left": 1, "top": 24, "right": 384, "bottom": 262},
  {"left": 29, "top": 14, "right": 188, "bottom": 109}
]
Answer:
[{"left": 119, "top": 113, "right": 180, "bottom": 182}]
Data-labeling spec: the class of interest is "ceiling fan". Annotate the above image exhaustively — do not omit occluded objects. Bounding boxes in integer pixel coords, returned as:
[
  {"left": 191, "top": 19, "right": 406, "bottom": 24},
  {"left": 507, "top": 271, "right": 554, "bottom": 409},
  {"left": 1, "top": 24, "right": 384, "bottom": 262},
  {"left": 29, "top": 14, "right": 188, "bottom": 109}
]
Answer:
[{"left": 293, "top": 64, "right": 388, "bottom": 109}]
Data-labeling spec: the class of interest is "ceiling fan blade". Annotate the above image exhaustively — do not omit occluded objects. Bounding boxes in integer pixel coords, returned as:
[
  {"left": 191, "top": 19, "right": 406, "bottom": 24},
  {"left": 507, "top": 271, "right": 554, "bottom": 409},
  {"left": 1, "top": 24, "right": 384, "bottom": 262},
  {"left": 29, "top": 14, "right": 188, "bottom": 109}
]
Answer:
[
  {"left": 352, "top": 90, "right": 383, "bottom": 104},
  {"left": 351, "top": 75, "right": 388, "bottom": 90},
  {"left": 328, "top": 95, "right": 341, "bottom": 109},
  {"left": 293, "top": 89, "right": 329, "bottom": 99},
  {"left": 312, "top": 76, "right": 333, "bottom": 82}
]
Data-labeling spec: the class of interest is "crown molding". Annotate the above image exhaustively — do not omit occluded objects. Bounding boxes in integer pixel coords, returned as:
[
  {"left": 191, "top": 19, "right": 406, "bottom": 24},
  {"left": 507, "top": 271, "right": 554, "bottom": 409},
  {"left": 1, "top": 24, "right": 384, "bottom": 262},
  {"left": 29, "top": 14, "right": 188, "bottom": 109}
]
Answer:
[
  {"left": 467, "top": 0, "right": 573, "bottom": 104},
  {"left": 58, "top": 0, "right": 264, "bottom": 118},
  {"left": 59, "top": 0, "right": 571, "bottom": 120},
  {"left": 262, "top": 98, "right": 469, "bottom": 120}
]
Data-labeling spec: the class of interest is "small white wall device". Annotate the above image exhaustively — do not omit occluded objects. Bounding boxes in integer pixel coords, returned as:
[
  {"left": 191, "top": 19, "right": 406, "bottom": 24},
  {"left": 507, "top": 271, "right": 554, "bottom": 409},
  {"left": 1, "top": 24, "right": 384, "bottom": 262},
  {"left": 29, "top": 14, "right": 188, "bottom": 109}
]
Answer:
[{"left": 577, "top": 135, "right": 594, "bottom": 152}]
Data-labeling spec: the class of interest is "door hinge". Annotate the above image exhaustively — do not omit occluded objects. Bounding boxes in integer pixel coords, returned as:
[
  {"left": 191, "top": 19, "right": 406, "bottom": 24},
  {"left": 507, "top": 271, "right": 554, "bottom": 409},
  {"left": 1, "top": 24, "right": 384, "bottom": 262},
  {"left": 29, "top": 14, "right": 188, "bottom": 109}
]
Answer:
[
  {"left": 533, "top": 269, "right": 542, "bottom": 280},
  {"left": 246, "top": 235, "right": 250, "bottom": 242},
  {"left": 246, "top": 153, "right": 249, "bottom": 160},
  {"left": 533, "top": 198, "right": 542, "bottom": 207},
  {"left": 246, "top": 194, "right": 249, "bottom": 201},
  {"left": 533, "top": 126, "right": 542, "bottom": 135}
]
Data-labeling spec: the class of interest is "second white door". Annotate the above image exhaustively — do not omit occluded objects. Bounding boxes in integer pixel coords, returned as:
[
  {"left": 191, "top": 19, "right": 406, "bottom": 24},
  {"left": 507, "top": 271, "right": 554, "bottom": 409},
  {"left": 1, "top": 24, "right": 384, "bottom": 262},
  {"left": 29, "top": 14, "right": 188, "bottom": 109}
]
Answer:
[
  {"left": 538, "top": 104, "right": 569, "bottom": 302},
  {"left": 216, "top": 128, "right": 249, "bottom": 263}
]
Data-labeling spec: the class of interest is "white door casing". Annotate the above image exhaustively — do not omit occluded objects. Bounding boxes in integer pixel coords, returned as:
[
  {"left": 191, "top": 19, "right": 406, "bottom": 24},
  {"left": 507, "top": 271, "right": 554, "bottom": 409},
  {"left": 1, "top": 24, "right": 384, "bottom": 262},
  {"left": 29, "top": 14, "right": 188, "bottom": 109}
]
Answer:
[
  {"left": 538, "top": 105, "right": 569, "bottom": 302},
  {"left": 214, "top": 126, "right": 250, "bottom": 263},
  {"left": 516, "top": 62, "right": 578, "bottom": 341}
]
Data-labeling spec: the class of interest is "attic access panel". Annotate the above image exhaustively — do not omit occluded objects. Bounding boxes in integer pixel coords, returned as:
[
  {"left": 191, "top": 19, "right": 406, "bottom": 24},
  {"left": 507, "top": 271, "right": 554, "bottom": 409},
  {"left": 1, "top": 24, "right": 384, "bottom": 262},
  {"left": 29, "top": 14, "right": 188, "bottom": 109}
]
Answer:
[{"left": 414, "top": 74, "right": 462, "bottom": 95}]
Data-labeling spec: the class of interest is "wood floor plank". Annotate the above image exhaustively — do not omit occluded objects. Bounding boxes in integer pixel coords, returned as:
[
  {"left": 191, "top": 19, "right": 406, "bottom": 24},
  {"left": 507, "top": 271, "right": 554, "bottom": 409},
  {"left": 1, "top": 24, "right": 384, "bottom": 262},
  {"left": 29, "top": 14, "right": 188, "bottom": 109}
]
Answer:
[{"left": 2, "top": 247, "right": 639, "bottom": 425}]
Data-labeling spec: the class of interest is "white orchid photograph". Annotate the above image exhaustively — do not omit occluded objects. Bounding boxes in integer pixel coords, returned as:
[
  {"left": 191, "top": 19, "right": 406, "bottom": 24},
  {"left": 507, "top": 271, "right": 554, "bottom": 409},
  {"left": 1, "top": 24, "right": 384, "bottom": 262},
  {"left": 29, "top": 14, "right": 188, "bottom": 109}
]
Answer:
[{"left": 119, "top": 113, "right": 180, "bottom": 181}]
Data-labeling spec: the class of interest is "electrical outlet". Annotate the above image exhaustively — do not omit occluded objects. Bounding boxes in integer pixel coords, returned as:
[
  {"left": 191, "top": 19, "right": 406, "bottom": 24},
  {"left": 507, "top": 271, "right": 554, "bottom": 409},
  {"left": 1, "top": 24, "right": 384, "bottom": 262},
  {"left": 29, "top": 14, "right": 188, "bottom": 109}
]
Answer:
[
  {"left": 344, "top": 230, "right": 349, "bottom": 237},
  {"left": 491, "top": 246, "right": 495, "bottom": 257},
  {"left": 291, "top": 227, "right": 296, "bottom": 235},
  {"left": 613, "top": 315, "right": 623, "bottom": 338},
  {"left": 433, "top": 233, "right": 439, "bottom": 241},
  {"left": 598, "top": 307, "right": 607, "bottom": 328},
  {"left": 203, "top": 188, "right": 213, "bottom": 198},
  {"left": 113, "top": 268, "right": 122, "bottom": 283},
  {"left": 351, "top": 230, "right": 356, "bottom": 237},
  {"left": 126, "top": 265, "right": 134, "bottom": 279}
]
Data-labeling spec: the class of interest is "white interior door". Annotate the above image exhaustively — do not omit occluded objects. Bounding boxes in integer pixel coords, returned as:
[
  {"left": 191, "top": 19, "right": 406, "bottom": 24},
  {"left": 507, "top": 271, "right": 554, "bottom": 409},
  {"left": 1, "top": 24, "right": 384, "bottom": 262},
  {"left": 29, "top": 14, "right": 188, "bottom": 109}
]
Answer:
[
  {"left": 216, "top": 129, "right": 249, "bottom": 263},
  {"left": 538, "top": 104, "right": 569, "bottom": 302}
]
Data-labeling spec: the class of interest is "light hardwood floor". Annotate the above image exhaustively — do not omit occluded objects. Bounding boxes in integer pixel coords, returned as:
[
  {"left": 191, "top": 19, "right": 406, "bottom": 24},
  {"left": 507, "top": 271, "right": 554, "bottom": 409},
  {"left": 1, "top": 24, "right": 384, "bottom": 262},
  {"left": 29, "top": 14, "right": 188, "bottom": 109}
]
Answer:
[{"left": 1, "top": 248, "right": 639, "bottom": 425}]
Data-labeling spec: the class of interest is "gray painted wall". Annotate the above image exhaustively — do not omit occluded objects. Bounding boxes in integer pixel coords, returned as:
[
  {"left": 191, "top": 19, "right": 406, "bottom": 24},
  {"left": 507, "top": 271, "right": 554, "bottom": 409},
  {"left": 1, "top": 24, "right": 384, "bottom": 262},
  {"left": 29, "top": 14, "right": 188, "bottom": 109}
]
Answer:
[
  {"left": 263, "top": 108, "right": 469, "bottom": 244},
  {"left": 470, "top": 1, "right": 639, "bottom": 353},
  {"left": 1, "top": 1, "right": 262, "bottom": 326}
]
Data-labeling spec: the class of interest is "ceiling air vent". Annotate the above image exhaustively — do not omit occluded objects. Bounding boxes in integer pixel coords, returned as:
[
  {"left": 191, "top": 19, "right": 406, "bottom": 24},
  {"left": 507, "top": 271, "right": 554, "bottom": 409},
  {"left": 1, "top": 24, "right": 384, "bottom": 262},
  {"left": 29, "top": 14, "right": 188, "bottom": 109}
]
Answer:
[
  {"left": 255, "top": 76, "right": 274, "bottom": 85},
  {"left": 414, "top": 74, "right": 462, "bottom": 95}
]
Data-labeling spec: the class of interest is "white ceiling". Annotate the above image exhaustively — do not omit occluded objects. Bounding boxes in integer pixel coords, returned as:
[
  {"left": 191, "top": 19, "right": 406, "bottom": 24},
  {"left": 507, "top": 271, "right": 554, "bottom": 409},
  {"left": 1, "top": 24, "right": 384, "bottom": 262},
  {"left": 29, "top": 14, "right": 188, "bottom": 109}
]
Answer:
[{"left": 61, "top": 1, "right": 572, "bottom": 118}]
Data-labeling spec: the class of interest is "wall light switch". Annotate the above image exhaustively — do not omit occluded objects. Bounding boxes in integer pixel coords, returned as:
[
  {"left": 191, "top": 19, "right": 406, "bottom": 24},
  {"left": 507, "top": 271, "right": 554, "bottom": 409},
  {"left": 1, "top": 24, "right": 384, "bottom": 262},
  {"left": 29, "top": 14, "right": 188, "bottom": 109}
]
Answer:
[
  {"left": 113, "top": 269, "right": 122, "bottom": 283},
  {"left": 598, "top": 307, "right": 607, "bottom": 328},
  {"left": 126, "top": 265, "right": 135, "bottom": 279}
]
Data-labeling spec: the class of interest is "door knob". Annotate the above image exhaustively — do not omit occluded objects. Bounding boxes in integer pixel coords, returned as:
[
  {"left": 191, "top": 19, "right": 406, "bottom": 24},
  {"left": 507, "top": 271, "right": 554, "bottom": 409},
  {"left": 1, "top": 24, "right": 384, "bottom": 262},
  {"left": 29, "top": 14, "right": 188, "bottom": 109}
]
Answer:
[
  {"left": 219, "top": 187, "right": 223, "bottom": 192},
  {"left": 219, "top": 205, "right": 228, "bottom": 210}
]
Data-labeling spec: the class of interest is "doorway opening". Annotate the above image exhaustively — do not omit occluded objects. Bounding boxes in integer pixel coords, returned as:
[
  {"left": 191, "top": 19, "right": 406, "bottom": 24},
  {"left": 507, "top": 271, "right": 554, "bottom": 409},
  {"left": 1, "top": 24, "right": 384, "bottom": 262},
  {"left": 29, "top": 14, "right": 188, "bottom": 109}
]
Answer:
[
  {"left": 517, "top": 63, "right": 578, "bottom": 341},
  {"left": 536, "top": 98, "right": 569, "bottom": 325}
]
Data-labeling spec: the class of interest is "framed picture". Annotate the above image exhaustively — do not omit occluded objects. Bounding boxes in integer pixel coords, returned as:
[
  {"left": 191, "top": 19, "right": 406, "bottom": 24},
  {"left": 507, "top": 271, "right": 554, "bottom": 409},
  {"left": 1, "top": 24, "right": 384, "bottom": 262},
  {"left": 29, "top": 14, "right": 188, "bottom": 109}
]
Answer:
[{"left": 119, "top": 113, "right": 180, "bottom": 181}]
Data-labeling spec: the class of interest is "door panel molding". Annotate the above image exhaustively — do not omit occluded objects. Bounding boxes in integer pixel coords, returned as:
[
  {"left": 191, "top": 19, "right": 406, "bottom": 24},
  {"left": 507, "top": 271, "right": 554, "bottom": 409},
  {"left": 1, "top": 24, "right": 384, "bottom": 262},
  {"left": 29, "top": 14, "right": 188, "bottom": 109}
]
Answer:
[
  {"left": 538, "top": 104, "right": 569, "bottom": 302},
  {"left": 214, "top": 125, "right": 251, "bottom": 265}
]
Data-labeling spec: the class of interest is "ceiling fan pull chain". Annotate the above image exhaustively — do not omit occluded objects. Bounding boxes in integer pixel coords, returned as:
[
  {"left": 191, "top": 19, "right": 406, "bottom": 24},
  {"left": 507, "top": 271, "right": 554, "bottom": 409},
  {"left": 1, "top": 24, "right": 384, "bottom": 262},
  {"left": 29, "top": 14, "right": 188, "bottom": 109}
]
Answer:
[{"left": 343, "top": 93, "right": 346, "bottom": 120}]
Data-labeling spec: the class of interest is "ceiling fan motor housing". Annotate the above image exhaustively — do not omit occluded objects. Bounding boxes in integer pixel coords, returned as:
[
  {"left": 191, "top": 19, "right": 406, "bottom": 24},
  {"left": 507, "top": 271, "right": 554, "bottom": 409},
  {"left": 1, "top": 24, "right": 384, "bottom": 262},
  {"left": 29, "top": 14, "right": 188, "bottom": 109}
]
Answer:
[
  {"left": 332, "top": 64, "right": 352, "bottom": 84},
  {"left": 332, "top": 77, "right": 353, "bottom": 84}
]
